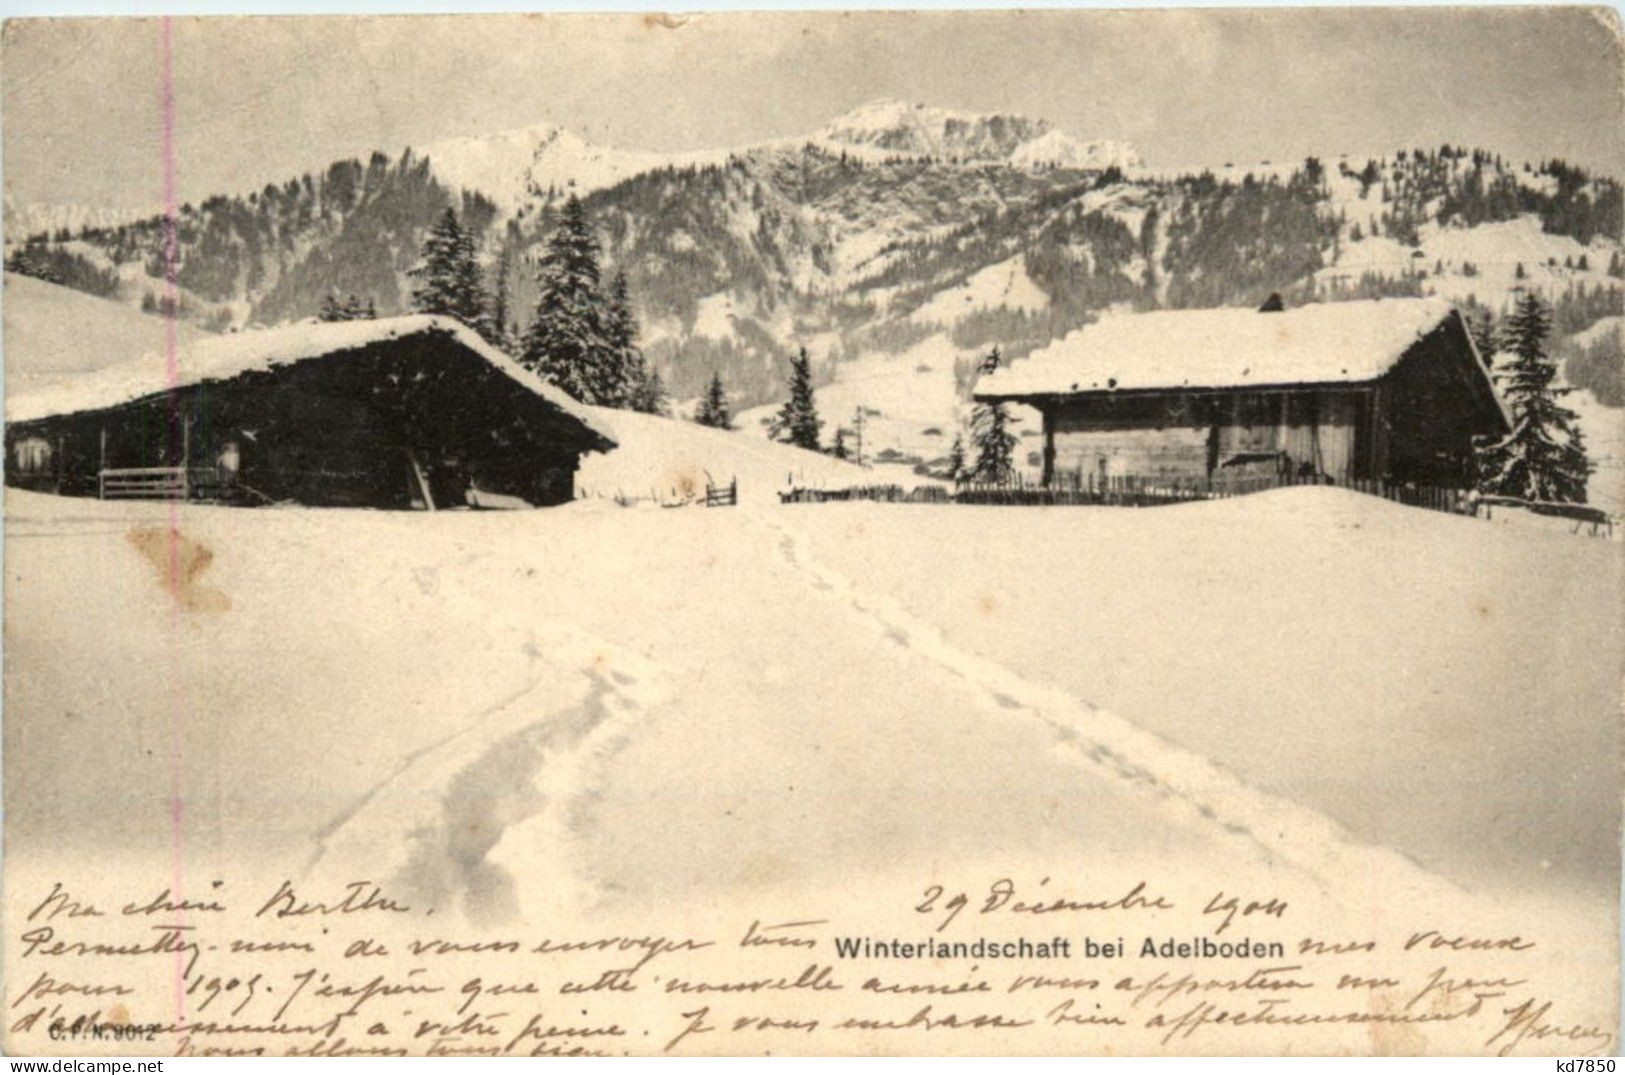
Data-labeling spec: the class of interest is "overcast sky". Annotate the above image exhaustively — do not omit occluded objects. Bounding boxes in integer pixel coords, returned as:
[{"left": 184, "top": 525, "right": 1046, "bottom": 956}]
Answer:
[{"left": 3, "top": 8, "right": 1622, "bottom": 209}]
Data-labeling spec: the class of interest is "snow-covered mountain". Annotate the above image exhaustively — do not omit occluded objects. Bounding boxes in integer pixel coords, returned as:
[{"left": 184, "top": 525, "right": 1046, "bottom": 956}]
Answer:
[
  {"left": 419, "top": 123, "right": 731, "bottom": 209},
  {"left": 811, "top": 99, "right": 1143, "bottom": 170},
  {"left": 412, "top": 100, "right": 1142, "bottom": 209},
  {"left": 2, "top": 193, "right": 159, "bottom": 244}
]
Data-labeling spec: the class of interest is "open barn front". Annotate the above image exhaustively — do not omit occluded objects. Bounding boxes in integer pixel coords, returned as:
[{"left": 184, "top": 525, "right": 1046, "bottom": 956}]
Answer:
[{"left": 4, "top": 317, "right": 615, "bottom": 509}]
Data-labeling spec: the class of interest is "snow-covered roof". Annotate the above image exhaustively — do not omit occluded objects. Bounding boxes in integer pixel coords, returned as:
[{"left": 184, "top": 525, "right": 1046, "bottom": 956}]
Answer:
[
  {"left": 976, "top": 297, "right": 1464, "bottom": 398},
  {"left": 6, "top": 314, "right": 616, "bottom": 445}
]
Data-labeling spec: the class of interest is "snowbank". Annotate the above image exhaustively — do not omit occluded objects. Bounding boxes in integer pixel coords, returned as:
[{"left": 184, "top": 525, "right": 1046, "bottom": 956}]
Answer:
[
  {"left": 576, "top": 405, "right": 870, "bottom": 506},
  {"left": 788, "top": 485, "right": 1622, "bottom": 909}
]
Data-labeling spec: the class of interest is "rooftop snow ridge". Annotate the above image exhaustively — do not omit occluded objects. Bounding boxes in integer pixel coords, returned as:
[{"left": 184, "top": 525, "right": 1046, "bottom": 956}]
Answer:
[
  {"left": 975, "top": 297, "right": 1462, "bottom": 397},
  {"left": 6, "top": 314, "right": 615, "bottom": 443}
]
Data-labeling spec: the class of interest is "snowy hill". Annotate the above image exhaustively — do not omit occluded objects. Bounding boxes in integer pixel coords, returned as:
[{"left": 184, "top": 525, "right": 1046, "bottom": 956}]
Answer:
[{"left": 2, "top": 271, "right": 210, "bottom": 395}]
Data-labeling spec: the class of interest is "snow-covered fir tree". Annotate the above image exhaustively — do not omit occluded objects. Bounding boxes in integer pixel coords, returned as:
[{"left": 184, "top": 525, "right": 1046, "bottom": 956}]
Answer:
[
  {"left": 627, "top": 364, "right": 670, "bottom": 416},
  {"left": 606, "top": 270, "right": 662, "bottom": 412},
  {"left": 946, "top": 433, "right": 967, "bottom": 482},
  {"left": 1475, "top": 293, "right": 1592, "bottom": 503},
  {"left": 770, "top": 347, "right": 822, "bottom": 450},
  {"left": 408, "top": 207, "right": 487, "bottom": 334},
  {"left": 967, "top": 347, "right": 1017, "bottom": 482},
  {"left": 521, "top": 195, "right": 620, "bottom": 405},
  {"left": 969, "top": 401, "right": 1017, "bottom": 482},
  {"left": 694, "top": 371, "right": 732, "bottom": 429},
  {"left": 483, "top": 231, "right": 517, "bottom": 350},
  {"left": 969, "top": 348, "right": 1018, "bottom": 482}
]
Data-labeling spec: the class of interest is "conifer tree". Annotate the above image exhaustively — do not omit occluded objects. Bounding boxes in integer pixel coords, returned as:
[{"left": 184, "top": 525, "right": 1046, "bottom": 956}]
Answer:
[
  {"left": 946, "top": 433, "right": 966, "bottom": 482},
  {"left": 409, "top": 207, "right": 486, "bottom": 331},
  {"left": 1475, "top": 293, "right": 1592, "bottom": 503},
  {"left": 770, "top": 347, "right": 822, "bottom": 450},
  {"left": 831, "top": 427, "right": 849, "bottom": 460},
  {"left": 484, "top": 233, "right": 516, "bottom": 350},
  {"left": 604, "top": 270, "right": 649, "bottom": 410},
  {"left": 627, "top": 364, "right": 670, "bottom": 416},
  {"left": 694, "top": 371, "right": 732, "bottom": 429},
  {"left": 969, "top": 349, "right": 1017, "bottom": 482},
  {"left": 521, "top": 195, "right": 618, "bottom": 403},
  {"left": 969, "top": 400, "right": 1017, "bottom": 483}
]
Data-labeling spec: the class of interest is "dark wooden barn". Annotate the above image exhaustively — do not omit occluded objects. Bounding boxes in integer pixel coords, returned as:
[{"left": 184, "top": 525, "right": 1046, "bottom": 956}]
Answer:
[
  {"left": 5, "top": 316, "right": 616, "bottom": 509},
  {"left": 973, "top": 296, "right": 1508, "bottom": 490}
]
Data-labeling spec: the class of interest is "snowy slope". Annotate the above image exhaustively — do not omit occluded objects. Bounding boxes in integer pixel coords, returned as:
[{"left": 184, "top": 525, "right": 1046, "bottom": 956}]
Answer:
[
  {"left": 735, "top": 331, "right": 999, "bottom": 473},
  {"left": 2, "top": 271, "right": 210, "bottom": 392},
  {"left": 909, "top": 255, "right": 1050, "bottom": 325},
  {"left": 1575, "top": 315, "right": 1622, "bottom": 348},
  {"left": 1566, "top": 386, "right": 1625, "bottom": 516},
  {"left": 791, "top": 486, "right": 1623, "bottom": 903},
  {"left": 4, "top": 488, "right": 1614, "bottom": 998},
  {"left": 5, "top": 482, "right": 1617, "bottom": 1052},
  {"left": 1319, "top": 214, "right": 1618, "bottom": 308},
  {"left": 577, "top": 405, "right": 872, "bottom": 505}
]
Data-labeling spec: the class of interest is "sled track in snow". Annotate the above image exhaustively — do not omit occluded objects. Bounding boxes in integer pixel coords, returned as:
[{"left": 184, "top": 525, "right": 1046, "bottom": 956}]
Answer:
[
  {"left": 755, "top": 508, "right": 1464, "bottom": 906},
  {"left": 306, "top": 615, "right": 675, "bottom": 923}
]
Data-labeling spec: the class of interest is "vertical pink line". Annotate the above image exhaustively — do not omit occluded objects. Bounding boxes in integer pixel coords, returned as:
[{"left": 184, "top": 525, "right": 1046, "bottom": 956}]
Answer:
[{"left": 157, "top": 15, "right": 187, "bottom": 1023}]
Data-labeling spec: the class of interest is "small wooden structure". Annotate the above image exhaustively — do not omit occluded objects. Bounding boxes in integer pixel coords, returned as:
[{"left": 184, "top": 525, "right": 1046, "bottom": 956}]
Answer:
[
  {"left": 974, "top": 296, "right": 1508, "bottom": 489},
  {"left": 5, "top": 316, "right": 616, "bottom": 509}
]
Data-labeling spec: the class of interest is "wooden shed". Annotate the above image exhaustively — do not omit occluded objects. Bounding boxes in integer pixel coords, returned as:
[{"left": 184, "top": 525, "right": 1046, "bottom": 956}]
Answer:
[
  {"left": 4, "top": 316, "right": 616, "bottom": 509},
  {"left": 973, "top": 296, "right": 1508, "bottom": 489}
]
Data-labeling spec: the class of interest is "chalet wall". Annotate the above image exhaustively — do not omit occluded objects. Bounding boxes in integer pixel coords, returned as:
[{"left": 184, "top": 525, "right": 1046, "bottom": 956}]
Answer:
[
  {"left": 4, "top": 336, "right": 611, "bottom": 508},
  {"left": 1375, "top": 321, "right": 1503, "bottom": 486},
  {"left": 1047, "top": 389, "right": 1364, "bottom": 483}
]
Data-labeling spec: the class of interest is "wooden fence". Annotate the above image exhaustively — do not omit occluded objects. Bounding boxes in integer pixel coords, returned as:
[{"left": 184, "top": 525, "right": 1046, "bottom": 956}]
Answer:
[
  {"left": 782, "top": 469, "right": 1478, "bottom": 517},
  {"left": 703, "top": 478, "right": 738, "bottom": 507},
  {"left": 98, "top": 466, "right": 207, "bottom": 500},
  {"left": 780, "top": 484, "right": 950, "bottom": 505},
  {"left": 98, "top": 466, "right": 262, "bottom": 503}
]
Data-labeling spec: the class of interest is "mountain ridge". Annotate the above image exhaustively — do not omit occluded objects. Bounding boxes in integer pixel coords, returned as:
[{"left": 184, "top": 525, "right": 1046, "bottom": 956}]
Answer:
[{"left": 4, "top": 110, "right": 1620, "bottom": 416}]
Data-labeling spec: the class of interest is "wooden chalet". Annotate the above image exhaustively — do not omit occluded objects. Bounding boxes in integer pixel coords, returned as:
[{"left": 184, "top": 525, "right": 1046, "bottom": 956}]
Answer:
[
  {"left": 5, "top": 316, "right": 616, "bottom": 509},
  {"left": 973, "top": 296, "right": 1508, "bottom": 489}
]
